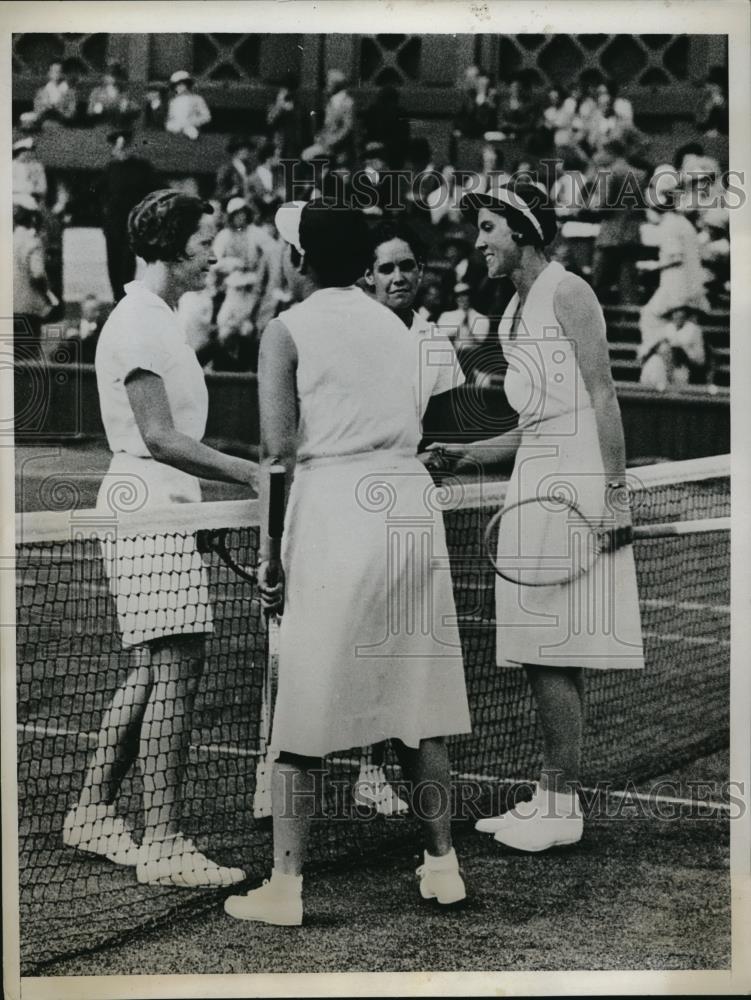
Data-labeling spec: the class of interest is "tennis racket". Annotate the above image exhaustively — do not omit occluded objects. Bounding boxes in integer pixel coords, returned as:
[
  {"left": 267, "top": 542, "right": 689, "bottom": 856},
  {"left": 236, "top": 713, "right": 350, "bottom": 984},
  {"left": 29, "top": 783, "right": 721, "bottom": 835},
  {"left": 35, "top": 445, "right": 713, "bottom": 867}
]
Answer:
[
  {"left": 253, "top": 465, "right": 286, "bottom": 818},
  {"left": 484, "top": 493, "right": 634, "bottom": 587},
  {"left": 197, "top": 465, "right": 286, "bottom": 817}
]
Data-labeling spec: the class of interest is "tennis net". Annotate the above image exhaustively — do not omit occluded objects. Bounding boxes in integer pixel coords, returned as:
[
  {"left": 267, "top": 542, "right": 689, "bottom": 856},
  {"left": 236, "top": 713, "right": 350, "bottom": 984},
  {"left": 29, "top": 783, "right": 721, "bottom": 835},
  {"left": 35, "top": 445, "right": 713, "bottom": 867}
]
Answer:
[{"left": 14, "top": 454, "right": 730, "bottom": 972}]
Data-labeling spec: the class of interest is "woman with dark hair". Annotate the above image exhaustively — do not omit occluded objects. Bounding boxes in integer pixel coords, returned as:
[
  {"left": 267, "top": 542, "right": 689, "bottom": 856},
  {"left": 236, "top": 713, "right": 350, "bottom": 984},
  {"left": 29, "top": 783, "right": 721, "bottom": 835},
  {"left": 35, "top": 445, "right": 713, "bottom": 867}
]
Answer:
[
  {"left": 460, "top": 181, "right": 644, "bottom": 851},
  {"left": 63, "top": 189, "right": 258, "bottom": 888},
  {"left": 224, "top": 200, "right": 472, "bottom": 925}
]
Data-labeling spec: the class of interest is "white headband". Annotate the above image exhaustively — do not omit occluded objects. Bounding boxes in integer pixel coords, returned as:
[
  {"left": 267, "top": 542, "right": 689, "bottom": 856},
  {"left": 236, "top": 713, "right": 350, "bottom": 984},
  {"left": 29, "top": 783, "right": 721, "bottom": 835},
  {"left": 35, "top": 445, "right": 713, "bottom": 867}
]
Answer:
[{"left": 488, "top": 186, "right": 544, "bottom": 241}]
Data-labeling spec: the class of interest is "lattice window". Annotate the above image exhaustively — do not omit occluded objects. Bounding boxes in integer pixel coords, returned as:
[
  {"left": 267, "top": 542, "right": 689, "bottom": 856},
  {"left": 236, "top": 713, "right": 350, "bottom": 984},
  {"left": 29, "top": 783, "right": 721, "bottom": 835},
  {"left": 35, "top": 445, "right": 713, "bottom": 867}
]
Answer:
[
  {"left": 192, "top": 34, "right": 261, "bottom": 83},
  {"left": 360, "top": 35, "right": 422, "bottom": 86},
  {"left": 497, "top": 34, "right": 695, "bottom": 87},
  {"left": 12, "top": 33, "right": 109, "bottom": 78}
]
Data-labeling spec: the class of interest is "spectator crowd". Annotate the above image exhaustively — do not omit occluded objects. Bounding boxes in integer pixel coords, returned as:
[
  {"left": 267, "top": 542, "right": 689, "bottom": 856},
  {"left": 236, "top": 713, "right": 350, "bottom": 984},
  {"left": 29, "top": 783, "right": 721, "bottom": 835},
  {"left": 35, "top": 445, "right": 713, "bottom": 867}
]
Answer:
[{"left": 13, "top": 57, "right": 730, "bottom": 389}]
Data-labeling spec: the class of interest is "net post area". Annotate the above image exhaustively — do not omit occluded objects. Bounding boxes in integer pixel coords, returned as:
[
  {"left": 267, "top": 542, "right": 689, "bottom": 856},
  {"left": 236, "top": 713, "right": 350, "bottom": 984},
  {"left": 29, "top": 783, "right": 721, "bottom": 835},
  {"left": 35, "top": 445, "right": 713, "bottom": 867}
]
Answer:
[{"left": 14, "top": 456, "right": 729, "bottom": 972}]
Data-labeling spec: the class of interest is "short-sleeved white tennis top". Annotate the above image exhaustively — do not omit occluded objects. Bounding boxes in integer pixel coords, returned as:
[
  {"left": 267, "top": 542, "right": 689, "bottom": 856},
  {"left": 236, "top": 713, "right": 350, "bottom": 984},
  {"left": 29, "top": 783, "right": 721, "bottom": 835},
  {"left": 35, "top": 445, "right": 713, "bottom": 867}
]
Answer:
[{"left": 95, "top": 280, "right": 209, "bottom": 458}]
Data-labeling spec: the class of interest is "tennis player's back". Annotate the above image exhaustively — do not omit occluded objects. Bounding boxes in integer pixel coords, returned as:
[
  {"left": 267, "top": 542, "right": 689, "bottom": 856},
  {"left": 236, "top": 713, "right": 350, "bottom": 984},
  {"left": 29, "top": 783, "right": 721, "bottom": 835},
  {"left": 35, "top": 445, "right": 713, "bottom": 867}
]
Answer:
[{"left": 279, "top": 286, "right": 420, "bottom": 463}]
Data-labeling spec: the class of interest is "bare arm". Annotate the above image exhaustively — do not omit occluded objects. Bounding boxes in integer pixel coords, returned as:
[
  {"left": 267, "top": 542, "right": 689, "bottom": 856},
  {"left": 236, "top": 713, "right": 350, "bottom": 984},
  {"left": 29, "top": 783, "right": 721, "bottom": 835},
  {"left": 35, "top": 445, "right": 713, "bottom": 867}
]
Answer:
[
  {"left": 553, "top": 275, "right": 629, "bottom": 515},
  {"left": 125, "top": 370, "right": 258, "bottom": 490},
  {"left": 257, "top": 318, "right": 298, "bottom": 561}
]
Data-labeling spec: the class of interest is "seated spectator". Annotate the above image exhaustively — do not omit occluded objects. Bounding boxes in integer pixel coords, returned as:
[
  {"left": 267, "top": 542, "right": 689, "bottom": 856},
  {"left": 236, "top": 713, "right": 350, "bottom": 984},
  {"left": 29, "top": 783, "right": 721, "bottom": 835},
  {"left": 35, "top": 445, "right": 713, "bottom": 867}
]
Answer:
[
  {"left": 584, "top": 80, "right": 634, "bottom": 152},
  {"left": 589, "top": 139, "right": 647, "bottom": 304},
  {"left": 32, "top": 61, "right": 77, "bottom": 126},
  {"left": 63, "top": 294, "right": 104, "bottom": 365},
  {"left": 303, "top": 69, "right": 355, "bottom": 166},
  {"left": 415, "top": 281, "right": 444, "bottom": 323},
  {"left": 143, "top": 84, "right": 167, "bottom": 129},
  {"left": 475, "top": 141, "right": 511, "bottom": 194},
  {"left": 497, "top": 73, "right": 536, "bottom": 138},
  {"left": 362, "top": 84, "right": 411, "bottom": 169},
  {"left": 214, "top": 197, "right": 268, "bottom": 273},
  {"left": 550, "top": 148, "right": 589, "bottom": 218},
  {"left": 212, "top": 197, "right": 272, "bottom": 338},
  {"left": 267, "top": 71, "right": 308, "bottom": 163},
  {"left": 638, "top": 166, "right": 709, "bottom": 357},
  {"left": 661, "top": 305, "right": 711, "bottom": 384},
  {"left": 697, "top": 67, "right": 728, "bottom": 136},
  {"left": 12, "top": 137, "right": 47, "bottom": 204},
  {"left": 250, "top": 141, "right": 283, "bottom": 205},
  {"left": 698, "top": 207, "right": 730, "bottom": 308},
  {"left": 13, "top": 196, "right": 55, "bottom": 360},
  {"left": 576, "top": 69, "right": 605, "bottom": 135},
  {"left": 639, "top": 338, "right": 691, "bottom": 391},
  {"left": 542, "top": 84, "right": 578, "bottom": 148},
  {"left": 215, "top": 135, "right": 257, "bottom": 204},
  {"left": 165, "top": 70, "right": 211, "bottom": 139},
  {"left": 256, "top": 198, "right": 286, "bottom": 323},
  {"left": 453, "top": 68, "right": 499, "bottom": 140},
  {"left": 87, "top": 61, "right": 139, "bottom": 127},
  {"left": 215, "top": 268, "right": 261, "bottom": 371}
]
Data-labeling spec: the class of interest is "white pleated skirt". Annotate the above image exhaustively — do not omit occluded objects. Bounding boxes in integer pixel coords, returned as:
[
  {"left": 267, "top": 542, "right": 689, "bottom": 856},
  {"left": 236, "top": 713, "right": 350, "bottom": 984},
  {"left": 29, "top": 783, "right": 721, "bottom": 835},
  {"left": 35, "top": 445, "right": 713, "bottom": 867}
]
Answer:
[{"left": 270, "top": 451, "right": 472, "bottom": 757}]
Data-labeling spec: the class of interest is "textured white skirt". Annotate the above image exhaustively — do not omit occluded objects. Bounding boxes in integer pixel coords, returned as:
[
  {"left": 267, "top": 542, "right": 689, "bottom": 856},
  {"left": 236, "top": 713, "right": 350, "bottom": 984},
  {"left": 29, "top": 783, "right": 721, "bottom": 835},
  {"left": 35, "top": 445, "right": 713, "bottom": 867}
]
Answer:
[
  {"left": 97, "top": 453, "right": 213, "bottom": 648},
  {"left": 496, "top": 413, "right": 645, "bottom": 670}
]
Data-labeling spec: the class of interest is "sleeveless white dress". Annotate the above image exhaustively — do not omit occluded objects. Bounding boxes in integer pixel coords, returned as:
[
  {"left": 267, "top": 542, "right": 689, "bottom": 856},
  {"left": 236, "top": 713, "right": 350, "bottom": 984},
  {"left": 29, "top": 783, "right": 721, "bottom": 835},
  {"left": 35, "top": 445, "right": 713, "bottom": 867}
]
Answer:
[
  {"left": 496, "top": 262, "right": 644, "bottom": 670},
  {"left": 95, "top": 281, "right": 212, "bottom": 647},
  {"left": 270, "top": 286, "right": 472, "bottom": 757}
]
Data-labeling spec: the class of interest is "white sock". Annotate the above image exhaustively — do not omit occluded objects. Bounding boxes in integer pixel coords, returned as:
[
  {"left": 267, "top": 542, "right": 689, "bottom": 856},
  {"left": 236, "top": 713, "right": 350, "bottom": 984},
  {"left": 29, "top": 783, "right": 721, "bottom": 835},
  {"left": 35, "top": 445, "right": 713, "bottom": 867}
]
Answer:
[
  {"left": 539, "top": 786, "right": 581, "bottom": 817},
  {"left": 270, "top": 868, "right": 303, "bottom": 892},
  {"left": 424, "top": 847, "right": 458, "bottom": 871}
]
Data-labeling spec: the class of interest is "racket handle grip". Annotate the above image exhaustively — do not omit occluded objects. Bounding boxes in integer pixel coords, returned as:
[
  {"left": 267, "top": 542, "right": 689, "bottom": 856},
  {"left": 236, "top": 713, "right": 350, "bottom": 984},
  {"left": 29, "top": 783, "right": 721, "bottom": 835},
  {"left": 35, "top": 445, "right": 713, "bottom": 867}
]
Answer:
[{"left": 266, "top": 464, "right": 286, "bottom": 563}]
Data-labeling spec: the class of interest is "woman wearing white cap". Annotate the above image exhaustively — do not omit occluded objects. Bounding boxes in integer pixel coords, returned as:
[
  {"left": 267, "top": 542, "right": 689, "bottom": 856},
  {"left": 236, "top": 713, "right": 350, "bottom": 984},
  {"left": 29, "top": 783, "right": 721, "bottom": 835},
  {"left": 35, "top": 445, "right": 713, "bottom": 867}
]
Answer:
[
  {"left": 63, "top": 190, "right": 258, "bottom": 888},
  {"left": 166, "top": 70, "right": 211, "bottom": 140},
  {"left": 224, "top": 199, "right": 472, "bottom": 925},
  {"left": 461, "top": 181, "right": 644, "bottom": 851}
]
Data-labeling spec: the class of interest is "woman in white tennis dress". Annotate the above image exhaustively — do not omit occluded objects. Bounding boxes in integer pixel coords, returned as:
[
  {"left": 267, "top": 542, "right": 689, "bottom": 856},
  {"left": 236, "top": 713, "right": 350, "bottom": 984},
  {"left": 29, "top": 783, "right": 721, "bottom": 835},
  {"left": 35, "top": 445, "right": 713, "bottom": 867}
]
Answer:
[
  {"left": 63, "top": 190, "right": 258, "bottom": 888},
  {"left": 462, "top": 182, "right": 644, "bottom": 851},
  {"left": 225, "top": 201, "right": 471, "bottom": 926}
]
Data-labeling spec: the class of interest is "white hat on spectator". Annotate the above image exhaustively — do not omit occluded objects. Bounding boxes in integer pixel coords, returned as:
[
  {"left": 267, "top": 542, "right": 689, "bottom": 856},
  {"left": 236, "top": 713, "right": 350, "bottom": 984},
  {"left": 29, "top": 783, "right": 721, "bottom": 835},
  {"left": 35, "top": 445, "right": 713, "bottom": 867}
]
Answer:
[
  {"left": 12, "top": 136, "right": 35, "bottom": 154},
  {"left": 13, "top": 193, "right": 40, "bottom": 211},
  {"left": 274, "top": 201, "right": 307, "bottom": 255},
  {"left": 226, "top": 197, "right": 249, "bottom": 217},
  {"left": 170, "top": 69, "right": 193, "bottom": 86}
]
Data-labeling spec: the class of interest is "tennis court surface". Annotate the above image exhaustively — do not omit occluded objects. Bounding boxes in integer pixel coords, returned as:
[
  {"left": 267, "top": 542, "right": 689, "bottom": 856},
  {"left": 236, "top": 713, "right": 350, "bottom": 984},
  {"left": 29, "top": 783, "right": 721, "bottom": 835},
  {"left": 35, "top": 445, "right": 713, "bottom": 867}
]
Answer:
[{"left": 14, "top": 455, "right": 730, "bottom": 975}]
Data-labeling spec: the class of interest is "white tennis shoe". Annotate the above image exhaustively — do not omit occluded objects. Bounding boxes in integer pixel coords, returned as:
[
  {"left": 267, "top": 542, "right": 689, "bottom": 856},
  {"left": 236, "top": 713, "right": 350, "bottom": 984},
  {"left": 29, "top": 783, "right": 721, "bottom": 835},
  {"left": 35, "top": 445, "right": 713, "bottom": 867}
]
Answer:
[
  {"left": 477, "top": 788, "right": 583, "bottom": 852},
  {"left": 416, "top": 848, "right": 466, "bottom": 905},
  {"left": 354, "top": 764, "right": 409, "bottom": 816},
  {"left": 136, "top": 833, "right": 245, "bottom": 888},
  {"left": 224, "top": 870, "right": 303, "bottom": 925},
  {"left": 62, "top": 803, "right": 141, "bottom": 866}
]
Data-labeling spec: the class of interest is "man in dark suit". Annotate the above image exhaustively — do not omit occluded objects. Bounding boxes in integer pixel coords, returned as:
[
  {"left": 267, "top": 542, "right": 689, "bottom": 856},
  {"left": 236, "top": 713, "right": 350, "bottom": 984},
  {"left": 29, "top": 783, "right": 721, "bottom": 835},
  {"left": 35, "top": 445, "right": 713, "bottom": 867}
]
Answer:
[{"left": 100, "top": 128, "right": 157, "bottom": 301}]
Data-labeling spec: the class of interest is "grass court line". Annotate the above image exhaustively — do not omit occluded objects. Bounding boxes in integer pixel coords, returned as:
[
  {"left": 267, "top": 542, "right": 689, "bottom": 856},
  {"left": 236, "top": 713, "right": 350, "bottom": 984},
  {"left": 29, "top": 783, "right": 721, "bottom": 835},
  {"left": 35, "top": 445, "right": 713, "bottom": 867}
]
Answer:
[{"left": 16, "top": 721, "right": 731, "bottom": 815}]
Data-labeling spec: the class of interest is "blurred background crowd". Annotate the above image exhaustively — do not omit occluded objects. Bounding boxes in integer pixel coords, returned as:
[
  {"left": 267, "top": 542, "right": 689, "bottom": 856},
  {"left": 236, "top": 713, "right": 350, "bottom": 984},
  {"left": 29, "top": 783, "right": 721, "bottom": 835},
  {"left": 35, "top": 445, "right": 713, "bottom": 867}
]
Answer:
[{"left": 12, "top": 35, "right": 730, "bottom": 395}]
